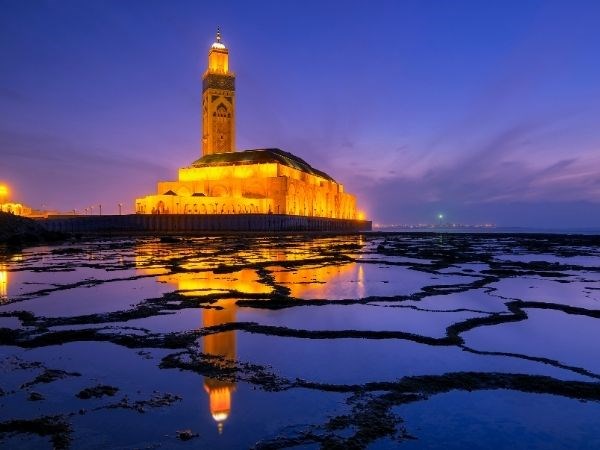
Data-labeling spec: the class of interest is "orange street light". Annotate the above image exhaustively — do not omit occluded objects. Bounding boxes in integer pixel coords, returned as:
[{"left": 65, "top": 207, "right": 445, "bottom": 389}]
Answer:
[{"left": 0, "top": 184, "right": 8, "bottom": 210}]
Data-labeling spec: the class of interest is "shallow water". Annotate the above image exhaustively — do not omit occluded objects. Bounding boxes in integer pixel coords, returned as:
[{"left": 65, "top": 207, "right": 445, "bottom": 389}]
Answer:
[{"left": 0, "top": 232, "right": 599, "bottom": 449}]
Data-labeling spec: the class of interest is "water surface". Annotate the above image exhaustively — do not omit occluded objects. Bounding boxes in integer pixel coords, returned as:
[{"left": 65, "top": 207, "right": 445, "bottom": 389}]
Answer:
[{"left": 0, "top": 232, "right": 599, "bottom": 448}]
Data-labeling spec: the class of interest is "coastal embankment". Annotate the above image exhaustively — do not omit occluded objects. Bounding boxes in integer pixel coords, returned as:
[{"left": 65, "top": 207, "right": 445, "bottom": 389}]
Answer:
[{"left": 38, "top": 214, "right": 372, "bottom": 234}]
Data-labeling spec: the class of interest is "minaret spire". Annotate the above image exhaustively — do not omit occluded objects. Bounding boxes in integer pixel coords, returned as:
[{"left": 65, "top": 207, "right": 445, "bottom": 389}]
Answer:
[{"left": 216, "top": 26, "right": 221, "bottom": 43}]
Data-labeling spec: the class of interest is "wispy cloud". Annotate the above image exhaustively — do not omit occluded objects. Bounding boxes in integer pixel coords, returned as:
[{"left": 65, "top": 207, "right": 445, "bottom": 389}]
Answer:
[
  {"left": 0, "top": 128, "right": 166, "bottom": 172},
  {"left": 347, "top": 120, "right": 600, "bottom": 223}
]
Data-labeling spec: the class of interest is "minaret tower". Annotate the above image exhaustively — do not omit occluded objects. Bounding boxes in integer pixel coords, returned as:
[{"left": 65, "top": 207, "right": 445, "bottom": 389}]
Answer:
[{"left": 201, "top": 27, "right": 236, "bottom": 156}]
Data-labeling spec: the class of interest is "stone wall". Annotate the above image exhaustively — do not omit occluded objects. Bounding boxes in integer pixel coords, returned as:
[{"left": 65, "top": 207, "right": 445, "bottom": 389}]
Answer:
[{"left": 38, "top": 214, "right": 372, "bottom": 234}]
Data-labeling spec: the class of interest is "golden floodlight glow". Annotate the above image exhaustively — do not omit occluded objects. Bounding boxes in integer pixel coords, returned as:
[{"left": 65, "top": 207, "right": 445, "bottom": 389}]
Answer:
[
  {"left": 0, "top": 184, "right": 8, "bottom": 198},
  {"left": 208, "top": 45, "right": 229, "bottom": 73},
  {"left": 357, "top": 210, "right": 366, "bottom": 221}
]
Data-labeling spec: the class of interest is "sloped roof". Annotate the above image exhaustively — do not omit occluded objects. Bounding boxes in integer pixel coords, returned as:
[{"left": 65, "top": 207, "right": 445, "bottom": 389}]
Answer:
[{"left": 190, "top": 148, "right": 336, "bottom": 182}]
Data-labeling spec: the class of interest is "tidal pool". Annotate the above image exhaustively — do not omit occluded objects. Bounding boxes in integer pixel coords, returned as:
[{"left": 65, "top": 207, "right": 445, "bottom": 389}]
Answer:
[{"left": 0, "top": 232, "right": 599, "bottom": 449}]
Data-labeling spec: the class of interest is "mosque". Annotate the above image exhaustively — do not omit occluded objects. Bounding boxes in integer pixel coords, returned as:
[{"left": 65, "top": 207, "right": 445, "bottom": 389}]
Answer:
[{"left": 135, "top": 29, "right": 361, "bottom": 220}]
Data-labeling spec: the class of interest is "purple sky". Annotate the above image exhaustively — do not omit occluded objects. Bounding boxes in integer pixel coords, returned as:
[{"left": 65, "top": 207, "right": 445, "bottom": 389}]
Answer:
[{"left": 1, "top": 0, "right": 600, "bottom": 227}]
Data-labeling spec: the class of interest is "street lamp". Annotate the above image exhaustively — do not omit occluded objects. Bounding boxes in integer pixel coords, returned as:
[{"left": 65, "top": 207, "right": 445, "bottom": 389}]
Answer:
[
  {"left": 98, "top": 204, "right": 102, "bottom": 216},
  {"left": 118, "top": 203, "right": 123, "bottom": 215},
  {"left": 437, "top": 213, "right": 444, "bottom": 227},
  {"left": 0, "top": 184, "right": 8, "bottom": 211}
]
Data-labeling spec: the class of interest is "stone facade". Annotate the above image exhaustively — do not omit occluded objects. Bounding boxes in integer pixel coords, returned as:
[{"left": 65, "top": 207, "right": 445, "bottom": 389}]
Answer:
[{"left": 136, "top": 149, "right": 356, "bottom": 218}]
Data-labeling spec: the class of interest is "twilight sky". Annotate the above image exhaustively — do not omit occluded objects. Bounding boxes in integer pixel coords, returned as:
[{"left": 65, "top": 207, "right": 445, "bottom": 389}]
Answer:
[{"left": 1, "top": 0, "right": 600, "bottom": 227}]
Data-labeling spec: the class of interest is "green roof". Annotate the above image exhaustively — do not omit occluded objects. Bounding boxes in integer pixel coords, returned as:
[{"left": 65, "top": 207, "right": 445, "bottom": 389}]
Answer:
[{"left": 190, "top": 148, "right": 336, "bottom": 182}]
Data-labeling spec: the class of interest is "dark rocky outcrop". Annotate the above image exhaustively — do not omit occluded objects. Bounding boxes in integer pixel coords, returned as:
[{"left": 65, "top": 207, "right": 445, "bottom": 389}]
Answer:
[{"left": 0, "top": 212, "right": 66, "bottom": 247}]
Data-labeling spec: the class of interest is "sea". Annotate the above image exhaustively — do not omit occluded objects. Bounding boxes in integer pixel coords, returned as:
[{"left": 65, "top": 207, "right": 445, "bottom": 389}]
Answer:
[{"left": 0, "top": 232, "right": 599, "bottom": 449}]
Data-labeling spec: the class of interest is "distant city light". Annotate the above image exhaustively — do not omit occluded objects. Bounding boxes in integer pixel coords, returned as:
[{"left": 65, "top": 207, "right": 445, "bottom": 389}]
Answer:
[{"left": 438, "top": 213, "right": 444, "bottom": 220}]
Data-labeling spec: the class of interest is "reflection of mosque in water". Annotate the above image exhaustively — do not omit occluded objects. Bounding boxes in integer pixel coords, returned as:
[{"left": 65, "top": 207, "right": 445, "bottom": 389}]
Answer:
[{"left": 135, "top": 239, "right": 363, "bottom": 432}]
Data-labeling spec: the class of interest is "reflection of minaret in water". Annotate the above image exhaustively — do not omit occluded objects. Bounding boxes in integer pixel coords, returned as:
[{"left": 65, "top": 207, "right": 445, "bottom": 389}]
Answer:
[{"left": 202, "top": 298, "right": 237, "bottom": 434}]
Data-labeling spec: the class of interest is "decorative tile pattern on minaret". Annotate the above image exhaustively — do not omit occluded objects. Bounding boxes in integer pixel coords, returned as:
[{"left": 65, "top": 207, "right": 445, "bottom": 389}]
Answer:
[{"left": 202, "top": 27, "right": 236, "bottom": 156}]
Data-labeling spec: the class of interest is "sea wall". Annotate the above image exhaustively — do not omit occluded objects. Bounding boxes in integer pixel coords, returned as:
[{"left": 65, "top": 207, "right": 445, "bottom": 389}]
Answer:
[{"left": 38, "top": 214, "right": 372, "bottom": 234}]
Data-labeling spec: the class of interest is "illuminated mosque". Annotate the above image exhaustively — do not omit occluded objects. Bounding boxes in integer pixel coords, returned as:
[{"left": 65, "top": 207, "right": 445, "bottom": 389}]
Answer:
[{"left": 135, "top": 29, "right": 360, "bottom": 220}]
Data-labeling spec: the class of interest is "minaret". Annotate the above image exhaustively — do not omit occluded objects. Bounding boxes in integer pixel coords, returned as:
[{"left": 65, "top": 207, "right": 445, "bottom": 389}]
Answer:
[{"left": 201, "top": 27, "right": 236, "bottom": 156}]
